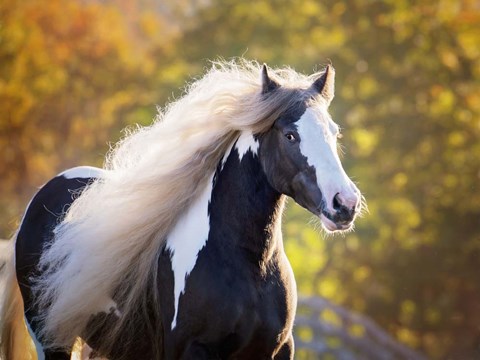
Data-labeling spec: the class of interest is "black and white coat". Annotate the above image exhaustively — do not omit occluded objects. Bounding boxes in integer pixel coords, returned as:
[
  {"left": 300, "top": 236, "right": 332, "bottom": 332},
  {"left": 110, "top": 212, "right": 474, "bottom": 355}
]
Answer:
[{"left": 14, "top": 66, "right": 361, "bottom": 359}]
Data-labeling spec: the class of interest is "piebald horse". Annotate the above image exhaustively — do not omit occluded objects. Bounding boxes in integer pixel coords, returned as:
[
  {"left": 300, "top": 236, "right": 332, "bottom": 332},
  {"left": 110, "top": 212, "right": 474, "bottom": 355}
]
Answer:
[{"left": 1, "top": 61, "right": 361, "bottom": 360}]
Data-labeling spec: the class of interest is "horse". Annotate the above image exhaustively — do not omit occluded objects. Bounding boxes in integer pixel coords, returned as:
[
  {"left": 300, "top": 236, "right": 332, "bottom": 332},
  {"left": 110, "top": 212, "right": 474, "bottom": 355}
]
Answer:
[{"left": 0, "top": 60, "right": 362, "bottom": 360}]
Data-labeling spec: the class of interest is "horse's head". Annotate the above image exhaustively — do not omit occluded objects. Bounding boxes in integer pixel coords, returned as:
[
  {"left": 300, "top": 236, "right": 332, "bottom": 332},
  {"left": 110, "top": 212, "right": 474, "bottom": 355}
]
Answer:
[{"left": 258, "top": 65, "right": 362, "bottom": 232}]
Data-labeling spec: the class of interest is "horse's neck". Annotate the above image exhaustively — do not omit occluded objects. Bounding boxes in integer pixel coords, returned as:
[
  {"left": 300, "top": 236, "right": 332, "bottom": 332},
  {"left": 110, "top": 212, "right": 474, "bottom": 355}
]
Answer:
[{"left": 211, "top": 145, "right": 285, "bottom": 264}]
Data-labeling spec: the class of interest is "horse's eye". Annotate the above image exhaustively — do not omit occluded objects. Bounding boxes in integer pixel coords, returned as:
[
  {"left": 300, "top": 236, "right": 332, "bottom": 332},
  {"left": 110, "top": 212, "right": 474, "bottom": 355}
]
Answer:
[{"left": 285, "top": 133, "right": 297, "bottom": 142}]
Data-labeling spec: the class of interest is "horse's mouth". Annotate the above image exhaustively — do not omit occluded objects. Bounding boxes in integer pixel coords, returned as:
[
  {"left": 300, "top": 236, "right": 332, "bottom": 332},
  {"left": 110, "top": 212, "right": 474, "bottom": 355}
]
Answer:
[
  {"left": 318, "top": 208, "right": 355, "bottom": 233},
  {"left": 308, "top": 200, "right": 357, "bottom": 233},
  {"left": 319, "top": 214, "right": 351, "bottom": 232}
]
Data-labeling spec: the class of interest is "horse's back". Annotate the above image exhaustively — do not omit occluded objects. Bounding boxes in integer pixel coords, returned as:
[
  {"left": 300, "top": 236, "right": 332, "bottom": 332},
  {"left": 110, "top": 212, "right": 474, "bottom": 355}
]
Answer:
[{"left": 15, "top": 166, "right": 105, "bottom": 320}]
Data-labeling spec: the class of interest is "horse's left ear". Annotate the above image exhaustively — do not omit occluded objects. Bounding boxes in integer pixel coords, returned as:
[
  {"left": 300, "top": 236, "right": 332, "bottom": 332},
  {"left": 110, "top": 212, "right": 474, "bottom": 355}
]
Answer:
[
  {"left": 261, "top": 64, "right": 280, "bottom": 94},
  {"left": 311, "top": 65, "right": 335, "bottom": 105}
]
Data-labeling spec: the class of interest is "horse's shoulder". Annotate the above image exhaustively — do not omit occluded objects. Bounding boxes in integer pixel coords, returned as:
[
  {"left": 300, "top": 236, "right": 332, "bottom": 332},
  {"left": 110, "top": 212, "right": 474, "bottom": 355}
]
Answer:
[
  {"left": 16, "top": 166, "right": 105, "bottom": 279},
  {"left": 33, "top": 166, "right": 104, "bottom": 205},
  {"left": 20, "top": 166, "right": 105, "bottom": 231}
]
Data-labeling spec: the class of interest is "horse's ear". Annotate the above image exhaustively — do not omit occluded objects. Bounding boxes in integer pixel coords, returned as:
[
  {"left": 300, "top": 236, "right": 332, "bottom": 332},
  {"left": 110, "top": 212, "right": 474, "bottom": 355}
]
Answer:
[
  {"left": 311, "top": 65, "right": 335, "bottom": 105},
  {"left": 261, "top": 64, "right": 280, "bottom": 94}
]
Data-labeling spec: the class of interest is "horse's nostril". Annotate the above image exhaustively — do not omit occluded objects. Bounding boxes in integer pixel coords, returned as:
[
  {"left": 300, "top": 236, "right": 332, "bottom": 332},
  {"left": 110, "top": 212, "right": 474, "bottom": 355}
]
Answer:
[
  {"left": 332, "top": 193, "right": 356, "bottom": 224},
  {"left": 333, "top": 193, "right": 341, "bottom": 211}
]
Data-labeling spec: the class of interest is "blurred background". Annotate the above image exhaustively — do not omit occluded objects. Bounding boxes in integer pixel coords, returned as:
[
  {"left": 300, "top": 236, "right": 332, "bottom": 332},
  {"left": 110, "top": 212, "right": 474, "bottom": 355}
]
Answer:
[{"left": 1, "top": 0, "right": 479, "bottom": 358}]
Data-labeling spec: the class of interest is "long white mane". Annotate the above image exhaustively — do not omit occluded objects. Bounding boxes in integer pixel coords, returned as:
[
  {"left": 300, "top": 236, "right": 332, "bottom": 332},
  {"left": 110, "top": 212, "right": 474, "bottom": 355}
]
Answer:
[{"left": 33, "top": 59, "right": 323, "bottom": 354}]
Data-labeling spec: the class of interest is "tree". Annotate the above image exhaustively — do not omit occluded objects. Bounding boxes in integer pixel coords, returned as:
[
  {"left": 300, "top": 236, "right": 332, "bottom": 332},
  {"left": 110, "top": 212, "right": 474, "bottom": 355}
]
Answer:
[{"left": 0, "top": 0, "right": 187, "bottom": 235}]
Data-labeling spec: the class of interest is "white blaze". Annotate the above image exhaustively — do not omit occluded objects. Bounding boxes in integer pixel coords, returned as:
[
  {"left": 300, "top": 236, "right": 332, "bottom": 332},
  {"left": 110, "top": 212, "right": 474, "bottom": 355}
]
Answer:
[{"left": 296, "top": 107, "right": 353, "bottom": 213}]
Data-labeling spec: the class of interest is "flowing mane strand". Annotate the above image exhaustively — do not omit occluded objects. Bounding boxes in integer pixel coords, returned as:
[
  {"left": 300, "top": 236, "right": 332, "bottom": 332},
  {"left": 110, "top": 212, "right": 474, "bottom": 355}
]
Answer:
[{"left": 32, "top": 59, "right": 324, "bottom": 355}]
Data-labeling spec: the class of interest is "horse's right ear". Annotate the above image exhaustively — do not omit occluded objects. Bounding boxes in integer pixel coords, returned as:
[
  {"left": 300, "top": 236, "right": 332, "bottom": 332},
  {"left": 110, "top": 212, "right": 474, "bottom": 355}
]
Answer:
[
  {"left": 311, "top": 65, "right": 335, "bottom": 105},
  {"left": 261, "top": 64, "right": 280, "bottom": 94}
]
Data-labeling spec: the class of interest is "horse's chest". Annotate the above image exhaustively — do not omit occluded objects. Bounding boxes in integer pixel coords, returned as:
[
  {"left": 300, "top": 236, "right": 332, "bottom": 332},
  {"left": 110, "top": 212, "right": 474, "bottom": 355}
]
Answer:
[{"left": 164, "top": 245, "right": 296, "bottom": 358}]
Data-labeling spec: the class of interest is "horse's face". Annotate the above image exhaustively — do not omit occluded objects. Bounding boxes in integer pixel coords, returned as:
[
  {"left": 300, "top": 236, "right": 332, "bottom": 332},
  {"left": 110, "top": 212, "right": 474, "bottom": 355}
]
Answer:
[{"left": 259, "top": 66, "right": 361, "bottom": 232}]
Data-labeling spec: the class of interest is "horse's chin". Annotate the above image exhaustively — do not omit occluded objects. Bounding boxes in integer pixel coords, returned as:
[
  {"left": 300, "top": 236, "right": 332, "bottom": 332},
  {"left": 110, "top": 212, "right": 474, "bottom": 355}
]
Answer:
[{"left": 320, "top": 214, "right": 353, "bottom": 233}]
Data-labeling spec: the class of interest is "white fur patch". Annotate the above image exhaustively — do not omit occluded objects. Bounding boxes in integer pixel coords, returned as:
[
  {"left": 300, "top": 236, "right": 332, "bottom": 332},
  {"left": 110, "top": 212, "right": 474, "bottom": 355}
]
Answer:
[
  {"left": 296, "top": 107, "right": 351, "bottom": 212},
  {"left": 25, "top": 317, "right": 45, "bottom": 360},
  {"left": 235, "top": 131, "right": 259, "bottom": 160},
  {"left": 59, "top": 166, "right": 105, "bottom": 179},
  {"left": 166, "top": 174, "right": 214, "bottom": 329}
]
